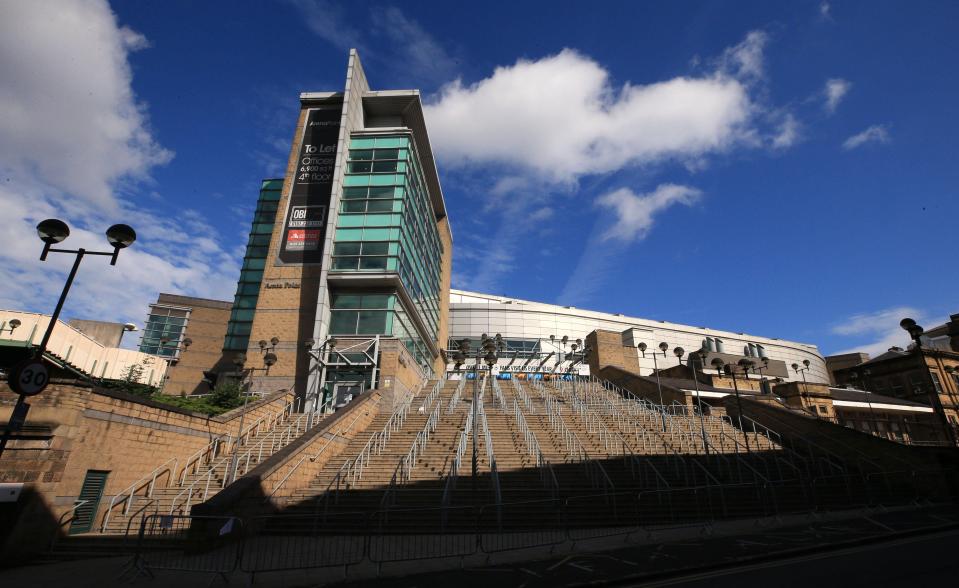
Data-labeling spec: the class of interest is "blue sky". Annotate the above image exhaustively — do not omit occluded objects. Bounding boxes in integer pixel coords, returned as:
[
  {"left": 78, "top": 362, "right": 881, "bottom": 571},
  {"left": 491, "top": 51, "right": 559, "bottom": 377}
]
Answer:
[{"left": 0, "top": 0, "right": 956, "bottom": 357}]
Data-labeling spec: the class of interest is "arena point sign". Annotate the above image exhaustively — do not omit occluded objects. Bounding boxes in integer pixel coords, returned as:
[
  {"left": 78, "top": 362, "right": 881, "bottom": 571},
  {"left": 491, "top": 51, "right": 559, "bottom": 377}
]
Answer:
[{"left": 279, "top": 105, "right": 342, "bottom": 265}]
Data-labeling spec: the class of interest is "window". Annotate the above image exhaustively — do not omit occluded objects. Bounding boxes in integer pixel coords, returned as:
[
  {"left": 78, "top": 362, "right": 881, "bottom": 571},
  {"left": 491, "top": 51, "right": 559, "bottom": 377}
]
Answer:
[
  {"left": 930, "top": 372, "right": 943, "bottom": 393},
  {"left": 889, "top": 376, "right": 904, "bottom": 397},
  {"left": 909, "top": 373, "right": 925, "bottom": 395},
  {"left": 329, "top": 293, "right": 394, "bottom": 335}
]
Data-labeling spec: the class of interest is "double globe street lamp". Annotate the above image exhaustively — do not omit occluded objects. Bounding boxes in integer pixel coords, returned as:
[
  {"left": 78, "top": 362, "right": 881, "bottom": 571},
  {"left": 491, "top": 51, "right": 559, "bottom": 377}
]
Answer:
[{"left": 0, "top": 219, "right": 136, "bottom": 458}]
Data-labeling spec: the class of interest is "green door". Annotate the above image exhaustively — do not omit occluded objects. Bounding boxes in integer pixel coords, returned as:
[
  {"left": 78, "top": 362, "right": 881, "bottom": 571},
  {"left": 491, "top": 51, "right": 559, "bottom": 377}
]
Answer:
[{"left": 68, "top": 470, "right": 109, "bottom": 535}]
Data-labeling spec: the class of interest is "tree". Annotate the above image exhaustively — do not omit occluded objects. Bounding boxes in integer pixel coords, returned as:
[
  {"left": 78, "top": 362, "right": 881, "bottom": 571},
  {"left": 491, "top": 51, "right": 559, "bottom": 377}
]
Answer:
[
  {"left": 209, "top": 380, "right": 245, "bottom": 410},
  {"left": 104, "top": 358, "right": 157, "bottom": 397}
]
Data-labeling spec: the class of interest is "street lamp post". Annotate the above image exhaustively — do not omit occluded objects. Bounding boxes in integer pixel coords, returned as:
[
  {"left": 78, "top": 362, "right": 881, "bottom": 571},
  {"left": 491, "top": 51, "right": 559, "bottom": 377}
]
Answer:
[
  {"left": 900, "top": 318, "right": 957, "bottom": 446},
  {"left": 467, "top": 334, "right": 501, "bottom": 501},
  {"left": 846, "top": 371, "right": 878, "bottom": 433},
  {"left": 791, "top": 360, "right": 815, "bottom": 418},
  {"left": 713, "top": 357, "right": 753, "bottom": 453},
  {"left": 225, "top": 345, "right": 278, "bottom": 485},
  {"left": 679, "top": 347, "right": 710, "bottom": 456},
  {"left": 638, "top": 341, "right": 669, "bottom": 430},
  {"left": 0, "top": 219, "right": 136, "bottom": 458}
]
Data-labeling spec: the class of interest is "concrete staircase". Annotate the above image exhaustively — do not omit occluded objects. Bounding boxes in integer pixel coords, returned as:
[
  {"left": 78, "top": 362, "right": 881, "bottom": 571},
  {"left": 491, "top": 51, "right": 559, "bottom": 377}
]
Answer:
[
  {"left": 272, "top": 374, "right": 812, "bottom": 524},
  {"left": 93, "top": 403, "right": 326, "bottom": 537}
]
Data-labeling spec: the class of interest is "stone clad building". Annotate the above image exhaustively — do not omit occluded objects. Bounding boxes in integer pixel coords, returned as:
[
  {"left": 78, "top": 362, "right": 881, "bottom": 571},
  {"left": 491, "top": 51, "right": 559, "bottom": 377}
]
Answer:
[
  {"left": 243, "top": 50, "right": 452, "bottom": 411},
  {"left": 139, "top": 293, "right": 233, "bottom": 396}
]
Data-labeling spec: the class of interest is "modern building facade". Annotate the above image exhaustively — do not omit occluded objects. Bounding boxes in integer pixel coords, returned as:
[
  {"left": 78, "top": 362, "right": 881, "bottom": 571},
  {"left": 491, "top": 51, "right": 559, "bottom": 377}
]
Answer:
[
  {"left": 138, "top": 293, "right": 232, "bottom": 395},
  {"left": 244, "top": 50, "right": 452, "bottom": 408},
  {"left": 223, "top": 179, "right": 283, "bottom": 354},
  {"left": 448, "top": 289, "right": 830, "bottom": 384}
]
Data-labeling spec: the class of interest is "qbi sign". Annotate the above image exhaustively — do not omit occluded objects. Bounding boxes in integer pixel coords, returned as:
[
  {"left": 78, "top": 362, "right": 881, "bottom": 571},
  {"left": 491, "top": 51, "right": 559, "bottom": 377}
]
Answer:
[{"left": 279, "top": 105, "right": 342, "bottom": 265}]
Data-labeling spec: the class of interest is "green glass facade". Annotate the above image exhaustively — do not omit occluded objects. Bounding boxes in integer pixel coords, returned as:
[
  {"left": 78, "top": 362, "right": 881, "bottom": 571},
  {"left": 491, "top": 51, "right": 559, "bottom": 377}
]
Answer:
[
  {"left": 223, "top": 179, "right": 282, "bottom": 352},
  {"left": 139, "top": 305, "right": 188, "bottom": 357},
  {"left": 329, "top": 134, "right": 443, "bottom": 366}
]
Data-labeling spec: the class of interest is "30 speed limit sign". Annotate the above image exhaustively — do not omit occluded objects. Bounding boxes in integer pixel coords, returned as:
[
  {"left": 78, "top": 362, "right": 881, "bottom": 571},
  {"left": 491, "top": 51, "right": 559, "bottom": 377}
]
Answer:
[{"left": 10, "top": 359, "right": 50, "bottom": 396}]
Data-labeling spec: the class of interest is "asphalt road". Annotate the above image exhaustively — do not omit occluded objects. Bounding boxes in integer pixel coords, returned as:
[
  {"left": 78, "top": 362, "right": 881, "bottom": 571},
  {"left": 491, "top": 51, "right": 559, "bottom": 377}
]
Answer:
[{"left": 338, "top": 505, "right": 959, "bottom": 587}]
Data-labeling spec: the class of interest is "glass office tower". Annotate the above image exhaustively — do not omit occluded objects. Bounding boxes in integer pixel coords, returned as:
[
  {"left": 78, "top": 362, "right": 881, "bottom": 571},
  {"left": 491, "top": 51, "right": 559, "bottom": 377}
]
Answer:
[
  {"left": 245, "top": 50, "right": 452, "bottom": 403},
  {"left": 223, "top": 179, "right": 282, "bottom": 353},
  {"left": 329, "top": 134, "right": 443, "bottom": 367}
]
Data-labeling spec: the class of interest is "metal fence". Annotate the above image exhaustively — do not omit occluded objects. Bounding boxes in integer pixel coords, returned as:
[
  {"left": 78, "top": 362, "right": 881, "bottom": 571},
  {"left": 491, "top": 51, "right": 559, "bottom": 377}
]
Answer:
[
  {"left": 130, "top": 469, "right": 953, "bottom": 577},
  {"left": 132, "top": 514, "right": 244, "bottom": 577}
]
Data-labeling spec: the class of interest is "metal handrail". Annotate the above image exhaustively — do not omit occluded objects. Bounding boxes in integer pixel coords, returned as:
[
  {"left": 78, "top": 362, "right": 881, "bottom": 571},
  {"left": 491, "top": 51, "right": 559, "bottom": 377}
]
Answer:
[
  {"left": 511, "top": 398, "right": 559, "bottom": 497},
  {"left": 511, "top": 377, "right": 534, "bottom": 413},
  {"left": 168, "top": 464, "right": 223, "bottom": 515},
  {"left": 228, "top": 410, "right": 318, "bottom": 482},
  {"left": 266, "top": 408, "right": 368, "bottom": 502},
  {"left": 542, "top": 391, "right": 615, "bottom": 495},
  {"left": 478, "top": 393, "right": 502, "bottom": 506},
  {"left": 166, "top": 401, "right": 310, "bottom": 515},
  {"left": 446, "top": 377, "right": 467, "bottom": 413},
  {"left": 419, "top": 376, "right": 445, "bottom": 413},
  {"left": 50, "top": 499, "right": 89, "bottom": 551},
  {"left": 101, "top": 457, "right": 177, "bottom": 532},
  {"left": 382, "top": 398, "right": 442, "bottom": 508},
  {"left": 586, "top": 377, "right": 721, "bottom": 487},
  {"left": 441, "top": 399, "right": 474, "bottom": 508},
  {"left": 315, "top": 389, "right": 418, "bottom": 510},
  {"left": 232, "top": 396, "right": 302, "bottom": 452},
  {"left": 176, "top": 434, "right": 230, "bottom": 485},
  {"left": 490, "top": 377, "right": 507, "bottom": 410}
]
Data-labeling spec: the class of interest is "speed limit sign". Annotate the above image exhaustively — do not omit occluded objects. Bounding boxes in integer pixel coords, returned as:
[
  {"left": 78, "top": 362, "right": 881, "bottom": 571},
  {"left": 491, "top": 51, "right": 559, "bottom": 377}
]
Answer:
[{"left": 10, "top": 359, "right": 50, "bottom": 396}]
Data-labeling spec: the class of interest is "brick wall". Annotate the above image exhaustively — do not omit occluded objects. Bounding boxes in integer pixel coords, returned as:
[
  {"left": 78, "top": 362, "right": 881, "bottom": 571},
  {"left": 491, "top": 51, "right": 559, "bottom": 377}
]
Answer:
[
  {"left": 162, "top": 299, "right": 232, "bottom": 395},
  {"left": 586, "top": 329, "right": 641, "bottom": 375},
  {"left": 0, "top": 378, "right": 295, "bottom": 562}
]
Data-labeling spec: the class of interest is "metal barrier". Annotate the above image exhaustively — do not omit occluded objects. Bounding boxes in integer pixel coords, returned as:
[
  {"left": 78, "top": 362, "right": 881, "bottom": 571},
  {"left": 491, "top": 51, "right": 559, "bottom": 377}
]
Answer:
[
  {"left": 477, "top": 499, "right": 564, "bottom": 553},
  {"left": 133, "top": 514, "right": 243, "bottom": 577},
  {"left": 241, "top": 511, "right": 366, "bottom": 573},
  {"left": 369, "top": 505, "right": 479, "bottom": 562},
  {"left": 127, "top": 467, "right": 952, "bottom": 577},
  {"left": 565, "top": 492, "right": 640, "bottom": 541}
]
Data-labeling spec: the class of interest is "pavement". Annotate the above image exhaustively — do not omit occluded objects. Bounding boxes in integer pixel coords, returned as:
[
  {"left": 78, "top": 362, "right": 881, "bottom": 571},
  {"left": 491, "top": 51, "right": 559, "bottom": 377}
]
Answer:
[
  {"left": 1, "top": 504, "right": 957, "bottom": 587},
  {"left": 337, "top": 504, "right": 959, "bottom": 587}
]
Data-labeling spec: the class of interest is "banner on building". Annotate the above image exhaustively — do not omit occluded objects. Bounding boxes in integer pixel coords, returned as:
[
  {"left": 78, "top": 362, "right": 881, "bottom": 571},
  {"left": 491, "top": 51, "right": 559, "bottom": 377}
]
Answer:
[{"left": 278, "top": 105, "right": 342, "bottom": 264}]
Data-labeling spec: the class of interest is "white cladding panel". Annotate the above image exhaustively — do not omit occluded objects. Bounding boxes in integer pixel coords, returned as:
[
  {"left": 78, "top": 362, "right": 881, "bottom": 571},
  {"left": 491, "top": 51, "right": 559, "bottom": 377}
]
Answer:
[{"left": 448, "top": 289, "right": 829, "bottom": 384}]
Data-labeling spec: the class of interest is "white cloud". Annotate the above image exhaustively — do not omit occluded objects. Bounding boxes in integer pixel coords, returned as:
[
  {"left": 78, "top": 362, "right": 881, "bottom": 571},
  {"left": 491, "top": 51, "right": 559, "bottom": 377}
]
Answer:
[
  {"left": 824, "top": 78, "right": 851, "bottom": 113},
  {"left": 718, "top": 30, "right": 769, "bottom": 81},
  {"left": 425, "top": 45, "right": 760, "bottom": 184},
  {"left": 831, "top": 306, "right": 924, "bottom": 357},
  {"left": 820, "top": 2, "right": 833, "bottom": 21},
  {"left": 843, "top": 124, "right": 891, "bottom": 150},
  {"left": 0, "top": 1, "right": 240, "bottom": 331},
  {"left": 286, "top": 0, "right": 366, "bottom": 55},
  {"left": 290, "top": 1, "right": 455, "bottom": 87},
  {"left": 371, "top": 7, "right": 456, "bottom": 85},
  {"left": 596, "top": 184, "right": 702, "bottom": 242},
  {"left": 772, "top": 113, "right": 801, "bottom": 149},
  {"left": 529, "top": 207, "right": 555, "bottom": 221},
  {"left": 0, "top": 0, "right": 173, "bottom": 207}
]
